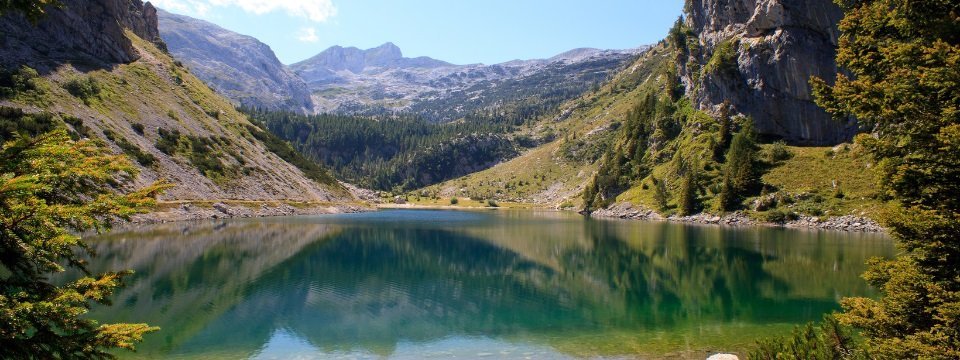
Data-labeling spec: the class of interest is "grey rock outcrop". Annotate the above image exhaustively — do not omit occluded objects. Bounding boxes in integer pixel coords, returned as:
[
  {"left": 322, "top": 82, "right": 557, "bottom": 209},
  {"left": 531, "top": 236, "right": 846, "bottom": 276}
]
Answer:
[
  {"left": 157, "top": 10, "right": 313, "bottom": 112},
  {"left": 682, "top": 0, "right": 859, "bottom": 145},
  {"left": 0, "top": 0, "right": 164, "bottom": 68}
]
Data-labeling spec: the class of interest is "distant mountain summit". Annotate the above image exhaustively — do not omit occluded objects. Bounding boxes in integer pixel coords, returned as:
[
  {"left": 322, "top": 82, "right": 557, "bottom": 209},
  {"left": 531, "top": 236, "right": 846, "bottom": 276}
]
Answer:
[
  {"left": 291, "top": 43, "right": 643, "bottom": 120},
  {"left": 158, "top": 10, "right": 313, "bottom": 112},
  {"left": 291, "top": 42, "right": 452, "bottom": 87}
]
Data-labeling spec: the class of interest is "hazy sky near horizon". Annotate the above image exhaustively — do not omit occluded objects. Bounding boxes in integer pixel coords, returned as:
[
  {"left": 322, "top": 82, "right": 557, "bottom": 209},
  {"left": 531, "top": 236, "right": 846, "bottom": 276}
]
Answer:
[{"left": 150, "top": 1, "right": 684, "bottom": 65}]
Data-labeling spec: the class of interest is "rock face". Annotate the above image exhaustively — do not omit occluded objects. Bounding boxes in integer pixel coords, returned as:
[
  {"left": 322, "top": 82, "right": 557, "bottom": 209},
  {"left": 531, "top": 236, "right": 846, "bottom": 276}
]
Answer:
[
  {"left": 0, "top": 0, "right": 164, "bottom": 68},
  {"left": 157, "top": 10, "right": 313, "bottom": 112},
  {"left": 682, "top": 0, "right": 859, "bottom": 145},
  {"left": 292, "top": 43, "right": 642, "bottom": 121}
]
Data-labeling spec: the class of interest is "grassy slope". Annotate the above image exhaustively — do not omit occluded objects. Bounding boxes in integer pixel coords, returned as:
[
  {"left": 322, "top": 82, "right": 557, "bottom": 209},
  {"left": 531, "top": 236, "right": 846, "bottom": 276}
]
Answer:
[
  {"left": 1, "top": 31, "right": 352, "bottom": 203},
  {"left": 421, "top": 47, "right": 675, "bottom": 208}
]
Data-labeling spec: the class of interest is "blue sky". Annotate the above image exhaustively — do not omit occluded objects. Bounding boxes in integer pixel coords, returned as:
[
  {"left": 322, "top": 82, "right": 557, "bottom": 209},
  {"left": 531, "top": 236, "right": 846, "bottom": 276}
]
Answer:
[{"left": 151, "top": 0, "right": 684, "bottom": 65}]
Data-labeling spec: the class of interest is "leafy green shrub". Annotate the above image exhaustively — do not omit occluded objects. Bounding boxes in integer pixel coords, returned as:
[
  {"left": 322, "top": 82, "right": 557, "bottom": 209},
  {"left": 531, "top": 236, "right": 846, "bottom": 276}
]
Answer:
[
  {"left": 0, "top": 66, "right": 40, "bottom": 98},
  {"left": 450, "top": 197, "right": 459, "bottom": 205},
  {"left": 130, "top": 123, "right": 145, "bottom": 135},
  {"left": 704, "top": 39, "right": 739, "bottom": 75},
  {"left": 486, "top": 199, "right": 499, "bottom": 207},
  {"left": 104, "top": 129, "right": 156, "bottom": 167},
  {"left": 751, "top": 316, "right": 867, "bottom": 360},
  {"left": 61, "top": 115, "right": 93, "bottom": 139},
  {"left": 0, "top": 107, "right": 57, "bottom": 142},
  {"left": 767, "top": 140, "right": 793, "bottom": 163},
  {"left": 62, "top": 76, "right": 100, "bottom": 105},
  {"left": 155, "top": 128, "right": 181, "bottom": 155}
]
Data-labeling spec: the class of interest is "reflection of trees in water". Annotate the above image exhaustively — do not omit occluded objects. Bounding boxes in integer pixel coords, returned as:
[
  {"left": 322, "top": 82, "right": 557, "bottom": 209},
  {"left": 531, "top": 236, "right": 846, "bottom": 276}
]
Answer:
[{"left": 79, "top": 215, "right": 892, "bottom": 358}]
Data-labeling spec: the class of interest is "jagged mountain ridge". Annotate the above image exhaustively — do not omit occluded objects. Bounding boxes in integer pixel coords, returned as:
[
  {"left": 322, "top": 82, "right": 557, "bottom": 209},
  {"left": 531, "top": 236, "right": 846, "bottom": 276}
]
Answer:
[
  {"left": 292, "top": 42, "right": 644, "bottom": 121},
  {"left": 0, "top": 0, "right": 352, "bottom": 204},
  {"left": 157, "top": 10, "right": 314, "bottom": 113}
]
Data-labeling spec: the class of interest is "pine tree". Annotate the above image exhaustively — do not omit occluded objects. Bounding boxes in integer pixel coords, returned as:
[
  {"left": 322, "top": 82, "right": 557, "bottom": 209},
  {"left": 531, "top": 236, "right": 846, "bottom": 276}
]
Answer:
[
  {"left": 716, "top": 171, "right": 737, "bottom": 212},
  {"left": 0, "top": 129, "right": 168, "bottom": 358},
  {"left": 724, "top": 125, "right": 757, "bottom": 197},
  {"left": 652, "top": 176, "right": 669, "bottom": 212},
  {"left": 678, "top": 165, "right": 697, "bottom": 216}
]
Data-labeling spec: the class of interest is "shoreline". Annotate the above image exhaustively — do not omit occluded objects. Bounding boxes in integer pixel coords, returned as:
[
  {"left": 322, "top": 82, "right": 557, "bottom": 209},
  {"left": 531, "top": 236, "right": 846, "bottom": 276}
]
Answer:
[
  {"left": 129, "top": 200, "right": 375, "bottom": 224},
  {"left": 590, "top": 202, "right": 885, "bottom": 233},
  {"left": 128, "top": 200, "right": 884, "bottom": 233}
]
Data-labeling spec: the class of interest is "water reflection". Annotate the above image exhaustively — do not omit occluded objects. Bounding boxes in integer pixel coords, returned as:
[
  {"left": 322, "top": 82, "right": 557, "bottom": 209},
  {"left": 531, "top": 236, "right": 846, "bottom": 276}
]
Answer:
[{"left": 81, "top": 210, "right": 893, "bottom": 358}]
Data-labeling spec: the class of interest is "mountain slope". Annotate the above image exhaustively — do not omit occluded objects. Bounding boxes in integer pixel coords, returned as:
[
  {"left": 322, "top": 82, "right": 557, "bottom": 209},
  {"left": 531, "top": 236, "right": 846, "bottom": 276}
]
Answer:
[
  {"left": 292, "top": 43, "right": 642, "bottom": 121},
  {"left": 423, "top": 0, "right": 881, "bottom": 223},
  {"left": 0, "top": 0, "right": 353, "bottom": 208},
  {"left": 157, "top": 10, "right": 313, "bottom": 113}
]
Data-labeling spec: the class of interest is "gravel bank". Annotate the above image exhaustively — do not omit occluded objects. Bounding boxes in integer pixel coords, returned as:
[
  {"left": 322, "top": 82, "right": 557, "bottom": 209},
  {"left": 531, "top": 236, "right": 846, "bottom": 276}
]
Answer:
[
  {"left": 591, "top": 202, "right": 884, "bottom": 233},
  {"left": 130, "top": 201, "right": 372, "bottom": 224}
]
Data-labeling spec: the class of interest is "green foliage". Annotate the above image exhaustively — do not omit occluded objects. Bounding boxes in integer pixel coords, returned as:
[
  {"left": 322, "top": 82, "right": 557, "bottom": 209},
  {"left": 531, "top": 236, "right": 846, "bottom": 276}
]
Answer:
[
  {"left": 0, "top": 66, "right": 40, "bottom": 98},
  {"left": 450, "top": 197, "right": 459, "bottom": 205},
  {"left": 767, "top": 140, "right": 793, "bottom": 163},
  {"left": 652, "top": 177, "right": 669, "bottom": 212},
  {"left": 703, "top": 38, "right": 739, "bottom": 75},
  {"left": 757, "top": 0, "right": 960, "bottom": 357},
  {"left": 486, "top": 199, "right": 499, "bottom": 207},
  {"left": 716, "top": 171, "right": 737, "bottom": 212},
  {"left": 0, "top": 107, "right": 57, "bottom": 142},
  {"left": 717, "top": 124, "right": 759, "bottom": 211},
  {"left": 62, "top": 76, "right": 101, "bottom": 105},
  {"left": 0, "top": 128, "right": 167, "bottom": 358},
  {"left": 677, "top": 165, "right": 698, "bottom": 216},
  {"left": 750, "top": 316, "right": 867, "bottom": 360},
  {"left": 154, "top": 128, "right": 226, "bottom": 179},
  {"left": 244, "top": 123, "right": 338, "bottom": 186},
  {"left": 154, "top": 127, "right": 180, "bottom": 155},
  {"left": 245, "top": 109, "right": 528, "bottom": 191},
  {"left": 103, "top": 129, "right": 157, "bottom": 167}
]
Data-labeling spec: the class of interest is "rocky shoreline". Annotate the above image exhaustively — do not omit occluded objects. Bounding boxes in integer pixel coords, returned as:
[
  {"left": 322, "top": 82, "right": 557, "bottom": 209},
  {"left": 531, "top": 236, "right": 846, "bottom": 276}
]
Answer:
[
  {"left": 129, "top": 201, "right": 372, "bottom": 224},
  {"left": 591, "top": 202, "right": 885, "bottom": 233}
]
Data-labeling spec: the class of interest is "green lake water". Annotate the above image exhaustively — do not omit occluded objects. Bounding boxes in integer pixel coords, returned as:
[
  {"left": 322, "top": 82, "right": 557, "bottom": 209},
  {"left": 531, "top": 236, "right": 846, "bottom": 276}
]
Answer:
[{"left": 81, "top": 209, "right": 894, "bottom": 359}]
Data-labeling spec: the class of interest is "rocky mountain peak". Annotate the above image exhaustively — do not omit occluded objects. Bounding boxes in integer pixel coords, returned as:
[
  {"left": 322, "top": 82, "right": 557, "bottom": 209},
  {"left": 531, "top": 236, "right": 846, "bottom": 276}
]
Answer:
[
  {"left": 0, "top": 0, "right": 165, "bottom": 68},
  {"left": 367, "top": 42, "right": 403, "bottom": 62}
]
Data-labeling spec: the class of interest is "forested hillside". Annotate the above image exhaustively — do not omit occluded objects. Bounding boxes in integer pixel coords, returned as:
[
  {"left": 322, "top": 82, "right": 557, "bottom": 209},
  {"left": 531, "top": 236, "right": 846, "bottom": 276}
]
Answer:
[{"left": 247, "top": 109, "right": 547, "bottom": 191}]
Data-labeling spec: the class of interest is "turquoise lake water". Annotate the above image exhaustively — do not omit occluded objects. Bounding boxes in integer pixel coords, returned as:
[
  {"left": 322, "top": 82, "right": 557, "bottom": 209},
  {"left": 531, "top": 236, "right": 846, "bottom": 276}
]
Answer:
[{"left": 80, "top": 209, "right": 894, "bottom": 359}]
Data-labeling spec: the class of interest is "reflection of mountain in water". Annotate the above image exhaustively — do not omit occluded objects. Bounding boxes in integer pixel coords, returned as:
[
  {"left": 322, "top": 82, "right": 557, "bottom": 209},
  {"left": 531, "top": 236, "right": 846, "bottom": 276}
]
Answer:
[{"left": 83, "top": 211, "right": 892, "bottom": 358}]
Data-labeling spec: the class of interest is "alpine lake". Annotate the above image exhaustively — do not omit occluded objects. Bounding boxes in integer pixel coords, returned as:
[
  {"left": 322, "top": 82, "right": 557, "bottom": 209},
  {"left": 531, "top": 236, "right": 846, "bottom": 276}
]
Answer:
[{"left": 78, "top": 209, "right": 894, "bottom": 359}]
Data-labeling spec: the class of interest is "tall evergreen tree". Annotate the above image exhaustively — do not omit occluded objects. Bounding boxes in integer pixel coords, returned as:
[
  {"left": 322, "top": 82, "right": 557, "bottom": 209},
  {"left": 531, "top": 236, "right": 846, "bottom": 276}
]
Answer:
[
  {"left": 803, "top": 0, "right": 960, "bottom": 357},
  {"left": 678, "top": 164, "right": 698, "bottom": 216}
]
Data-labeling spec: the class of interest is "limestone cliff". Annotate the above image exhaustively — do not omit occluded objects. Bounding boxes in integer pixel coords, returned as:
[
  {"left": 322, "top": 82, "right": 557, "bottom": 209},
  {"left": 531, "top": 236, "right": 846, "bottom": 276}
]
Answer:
[
  {"left": 681, "top": 0, "right": 859, "bottom": 145},
  {"left": 0, "top": 0, "right": 163, "bottom": 67}
]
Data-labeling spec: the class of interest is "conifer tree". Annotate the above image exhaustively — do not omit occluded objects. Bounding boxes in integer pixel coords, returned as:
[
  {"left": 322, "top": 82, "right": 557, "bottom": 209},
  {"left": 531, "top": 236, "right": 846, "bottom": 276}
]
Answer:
[
  {"left": 678, "top": 164, "right": 697, "bottom": 216},
  {"left": 0, "top": 129, "right": 168, "bottom": 358},
  {"left": 756, "top": 0, "right": 960, "bottom": 357}
]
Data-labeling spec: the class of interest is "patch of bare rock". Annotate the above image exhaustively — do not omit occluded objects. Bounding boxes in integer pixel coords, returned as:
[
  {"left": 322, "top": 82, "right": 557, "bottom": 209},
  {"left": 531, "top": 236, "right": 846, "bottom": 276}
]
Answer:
[{"left": 591, "top": 202, "right": 884, "bottom": 232}]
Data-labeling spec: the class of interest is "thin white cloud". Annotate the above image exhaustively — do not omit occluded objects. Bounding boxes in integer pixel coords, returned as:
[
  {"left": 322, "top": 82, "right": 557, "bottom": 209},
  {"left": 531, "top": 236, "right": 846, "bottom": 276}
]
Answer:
[
  {"left": 151, "top": 0, "right": 337, "bottom": 22},
  {"left": 297, "top": 27, "right": 319, "bottom": 42}
]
